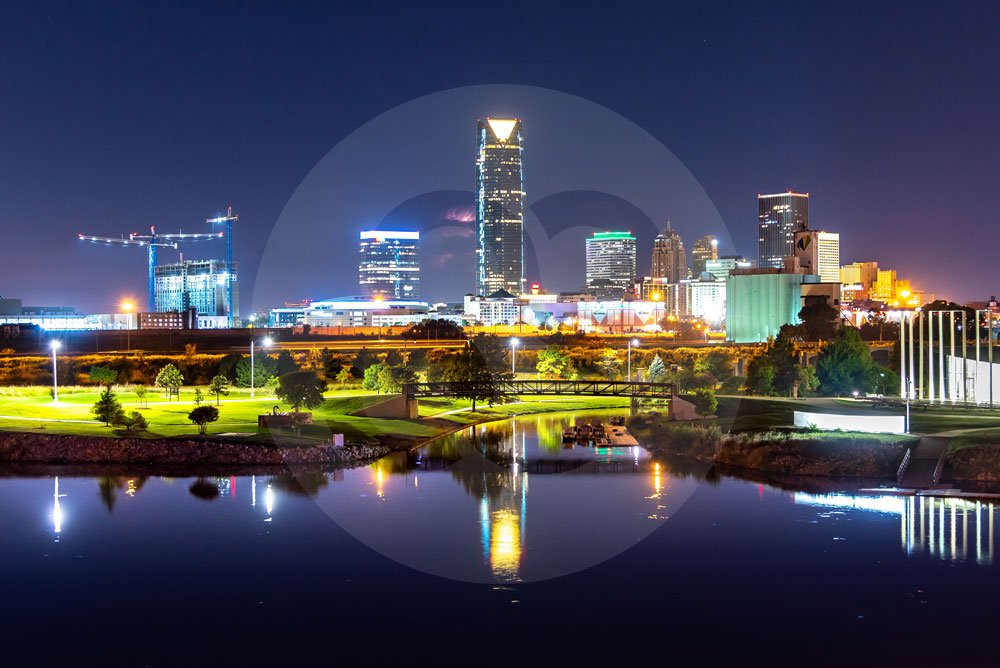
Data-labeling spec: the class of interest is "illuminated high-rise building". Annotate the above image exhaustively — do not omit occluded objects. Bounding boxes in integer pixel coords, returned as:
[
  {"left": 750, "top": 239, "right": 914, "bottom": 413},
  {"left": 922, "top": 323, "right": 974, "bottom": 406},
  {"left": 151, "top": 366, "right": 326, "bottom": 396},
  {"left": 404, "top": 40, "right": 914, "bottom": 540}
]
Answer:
[
  {"left": 691, "top": 235, "right": 719, "bottom": 277},
  {"left": 758, "top": 191, "right": 809, "bottom": 269},
  {"left": 793, "top": 230, "right": 840, "bottom": 283},
  {"left": 476, "top": 118, "right": 525, "bottom": 296},
  {"left": 358, "top": 230, "right": 420, "bottom": 300},
  {"left": 650, "top": 221, "right": 686, "bottom": 283},
  {"left": 585, "top": 231, "right": 636, "bottom": 298}
]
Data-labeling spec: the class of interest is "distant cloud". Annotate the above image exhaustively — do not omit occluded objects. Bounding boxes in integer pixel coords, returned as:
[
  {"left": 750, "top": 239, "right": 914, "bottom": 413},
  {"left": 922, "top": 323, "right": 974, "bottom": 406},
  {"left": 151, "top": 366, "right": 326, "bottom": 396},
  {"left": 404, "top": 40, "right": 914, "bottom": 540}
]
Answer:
[
  {"left": 443, "top": 205, "right": 475, "bottom": 224},
  {"left": 431, "top": 252, "right": 455, "bottom": 268}
]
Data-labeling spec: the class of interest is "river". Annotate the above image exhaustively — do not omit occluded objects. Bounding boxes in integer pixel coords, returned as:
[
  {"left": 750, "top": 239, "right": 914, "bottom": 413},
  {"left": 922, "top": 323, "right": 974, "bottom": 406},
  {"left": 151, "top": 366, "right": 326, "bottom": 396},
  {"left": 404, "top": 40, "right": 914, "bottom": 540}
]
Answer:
[{"left": 3, "top": 408, "right": 1000, "bottom": 664}]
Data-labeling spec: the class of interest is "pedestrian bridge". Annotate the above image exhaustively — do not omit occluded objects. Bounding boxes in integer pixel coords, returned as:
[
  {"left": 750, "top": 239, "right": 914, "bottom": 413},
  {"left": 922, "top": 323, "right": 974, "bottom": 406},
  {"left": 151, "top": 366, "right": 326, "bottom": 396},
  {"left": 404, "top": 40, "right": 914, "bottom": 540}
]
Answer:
[
  {"left": 403, "top": 379, "right": 679, "bottom": 400},
  {"left": 353, "top": 380, "right": 681, "bottom": 419}
]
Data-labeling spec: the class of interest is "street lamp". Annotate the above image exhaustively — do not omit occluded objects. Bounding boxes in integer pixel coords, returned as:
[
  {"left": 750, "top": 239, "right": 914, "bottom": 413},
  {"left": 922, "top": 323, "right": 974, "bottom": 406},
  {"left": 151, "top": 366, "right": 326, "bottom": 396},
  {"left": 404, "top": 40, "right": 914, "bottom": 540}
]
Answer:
[
  {"left": 628, "top": 338, "right": 640, "bottom": 382},
  {"left": 121, "top": 301, "right": 134, "bottom": 352},
  {"left": 250, "top": 336, "right": 273, "bottom": 399},
  {"left": 50, "top": 340, "right": 61, "bottom": 403},
  {"left": 510, "top": 337, "right": 519, "bottom": 376}
]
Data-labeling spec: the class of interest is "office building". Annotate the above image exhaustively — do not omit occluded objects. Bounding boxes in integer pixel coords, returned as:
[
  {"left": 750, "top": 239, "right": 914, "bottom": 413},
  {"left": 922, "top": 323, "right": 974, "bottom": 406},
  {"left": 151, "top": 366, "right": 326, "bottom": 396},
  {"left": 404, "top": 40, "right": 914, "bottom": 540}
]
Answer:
[
  {"left": 585, "top": 231, "right": 636, "bottom": 298},
  {"left": 691, "top": 235, "right": 719, "bottom": 277},
  {"left": 153, "top": 259, "right": 238, "bottom": 322},
  {"left": 874, "top": 269, "right": 897, "bottom": 301},
  {"left": 705, "top": 256, "right": 754, "bottom": 281},
  {"left": 270, "top": 297, "right": 430, "bottom": 328},
  {"left": 758, "top": 191, "right": 809, "bottom": 269},
  {"left": 650, "top": 221, "right": 686, "bottom": 282},
  {"left": 793, "top": 230, "right": 840, "bottom": 283},
  {"left": 358, "top": 230, "right": 420, "bottom": 300},
  {"left": 476, "top": 118, "right": 525, "bottom": 296}
]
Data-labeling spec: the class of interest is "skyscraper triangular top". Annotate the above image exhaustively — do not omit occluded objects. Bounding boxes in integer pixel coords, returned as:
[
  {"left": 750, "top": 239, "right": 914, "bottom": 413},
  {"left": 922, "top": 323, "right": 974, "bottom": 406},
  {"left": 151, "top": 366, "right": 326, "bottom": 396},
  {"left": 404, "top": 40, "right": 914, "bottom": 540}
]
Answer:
[{"left": 487, "top": 118, "right": 517, "bottom": 143}]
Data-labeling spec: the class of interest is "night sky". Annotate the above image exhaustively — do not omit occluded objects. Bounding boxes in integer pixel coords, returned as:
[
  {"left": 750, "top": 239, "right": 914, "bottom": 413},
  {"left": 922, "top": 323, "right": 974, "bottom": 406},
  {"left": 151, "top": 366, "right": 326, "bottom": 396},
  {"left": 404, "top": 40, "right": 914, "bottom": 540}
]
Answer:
[{"left": 2, "top": 1, "right": 998, "bottom": 313}]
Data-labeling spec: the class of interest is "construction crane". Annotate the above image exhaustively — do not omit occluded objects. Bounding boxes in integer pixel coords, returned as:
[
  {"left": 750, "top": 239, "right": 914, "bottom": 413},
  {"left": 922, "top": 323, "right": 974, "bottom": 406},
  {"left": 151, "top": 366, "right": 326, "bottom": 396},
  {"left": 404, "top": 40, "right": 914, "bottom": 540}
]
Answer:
[
  {"left": 78, "top": 226, "right": 223, "bottom": 312},
  {"left": 206, "top": 206, "right": 238, "bottom": 328}
]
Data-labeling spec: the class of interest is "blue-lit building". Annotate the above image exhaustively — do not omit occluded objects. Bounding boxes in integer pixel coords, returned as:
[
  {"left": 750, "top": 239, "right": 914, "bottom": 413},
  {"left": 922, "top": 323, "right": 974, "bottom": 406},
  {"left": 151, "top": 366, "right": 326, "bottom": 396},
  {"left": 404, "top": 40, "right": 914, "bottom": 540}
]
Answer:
[
  {"left": 153, "top": 259, "right": 238, "bottom": 321},
  {"left": 358, "top": 230, "right": 420, "bottom": 300}
]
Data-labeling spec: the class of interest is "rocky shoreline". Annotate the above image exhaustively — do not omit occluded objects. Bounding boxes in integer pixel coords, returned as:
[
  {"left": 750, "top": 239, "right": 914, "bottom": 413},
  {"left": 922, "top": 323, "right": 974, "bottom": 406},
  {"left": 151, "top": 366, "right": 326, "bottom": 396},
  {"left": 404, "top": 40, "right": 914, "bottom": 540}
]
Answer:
[{"left": 0, "top": 431, "right": 391, "bottom": 466}]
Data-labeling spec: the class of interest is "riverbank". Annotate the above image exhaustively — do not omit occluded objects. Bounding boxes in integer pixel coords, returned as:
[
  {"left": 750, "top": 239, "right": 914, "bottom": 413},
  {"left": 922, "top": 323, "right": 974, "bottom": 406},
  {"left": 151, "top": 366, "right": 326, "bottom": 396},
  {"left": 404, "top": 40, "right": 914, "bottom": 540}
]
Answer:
[
  {"left": 627, "top": 414, "right": 917, "bottom": 479},
  {"left": 0, "top": 391, "right": 630, "bottom": 465}
]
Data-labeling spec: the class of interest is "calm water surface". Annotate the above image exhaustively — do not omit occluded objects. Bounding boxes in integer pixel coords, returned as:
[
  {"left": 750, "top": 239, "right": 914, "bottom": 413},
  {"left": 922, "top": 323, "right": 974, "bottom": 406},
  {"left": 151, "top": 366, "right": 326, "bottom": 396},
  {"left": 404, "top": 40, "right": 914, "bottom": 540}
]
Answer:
[{"left": 3, "top": 409, "right": 1000, "bottom": 665}]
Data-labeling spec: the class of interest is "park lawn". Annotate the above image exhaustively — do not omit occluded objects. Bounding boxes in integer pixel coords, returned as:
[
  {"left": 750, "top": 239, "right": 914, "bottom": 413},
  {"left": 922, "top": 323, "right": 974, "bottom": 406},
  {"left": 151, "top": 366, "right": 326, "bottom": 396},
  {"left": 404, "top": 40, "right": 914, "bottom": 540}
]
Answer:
[
  {"left": 946, "top": 428, "right": 1000, "bottom": 453},
  {"left": 0, "top": 386, "right": 630, "bottom": 443}
]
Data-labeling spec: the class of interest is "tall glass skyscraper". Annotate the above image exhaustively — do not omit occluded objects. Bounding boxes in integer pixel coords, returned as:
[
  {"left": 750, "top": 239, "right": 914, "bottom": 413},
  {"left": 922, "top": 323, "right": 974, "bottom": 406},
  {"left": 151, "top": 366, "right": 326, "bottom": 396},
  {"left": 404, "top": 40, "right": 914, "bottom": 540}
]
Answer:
[
  {"left": 586, "top": 231, "right": 636, "bottom": 297},
  {"left": 757, "top": 191, "right": 809, "bottom": 269},
  {"left": 358, "top": 230, "right": 420, "bottom": 299},
  {"left": 476, "top": 118, "right": 525, "bottom": 296},
  {"left": 691, "top": 234, "right": 718, "bottom": 277}
]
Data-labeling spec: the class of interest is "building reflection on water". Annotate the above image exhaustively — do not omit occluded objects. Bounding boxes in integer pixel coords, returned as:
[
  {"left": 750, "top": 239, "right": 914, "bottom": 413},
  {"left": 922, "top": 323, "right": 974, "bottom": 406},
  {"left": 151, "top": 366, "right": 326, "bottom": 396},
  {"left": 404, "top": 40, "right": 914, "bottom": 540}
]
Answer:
[{"left": 794, "top": 492, "right": 998, "bottom": 565}]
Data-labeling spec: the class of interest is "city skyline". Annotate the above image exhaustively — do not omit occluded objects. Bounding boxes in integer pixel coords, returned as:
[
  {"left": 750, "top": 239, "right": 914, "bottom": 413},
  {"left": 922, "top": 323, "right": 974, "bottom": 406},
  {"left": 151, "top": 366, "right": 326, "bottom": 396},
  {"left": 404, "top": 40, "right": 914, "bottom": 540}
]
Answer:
[{"left": 3, "top": 4, "right": 996, "bottom": 311}]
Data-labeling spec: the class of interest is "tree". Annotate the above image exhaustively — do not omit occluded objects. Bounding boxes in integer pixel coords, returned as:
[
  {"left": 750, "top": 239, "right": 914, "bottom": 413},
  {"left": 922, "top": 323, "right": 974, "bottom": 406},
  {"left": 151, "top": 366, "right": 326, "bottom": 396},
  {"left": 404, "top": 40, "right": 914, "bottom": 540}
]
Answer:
[
  {"left": 155, "top": 364, "right": 184, "bottom": 400},
  {"left": 596, "top": 348, "right": 621, "bottom": 379},
  {"left": 363, "top": 363, "right": 384, "bottom": 391},
  {"left": 208, "top": 375, "right": 230, "bottom": 405},
  {"left": 536, "top": 345, "right": 569, "bottom": 379},
  {"left": 335, "top": 366, "right": 353, "bottom": 389},
  {"left": 694, "top": 349, "right": 734, "bottom": 386},
  {"left": 234, "top": 355, "right": 276, "bottom": 388},
  {"left": 276, "top": 370, "right": 326, "bottom": 413},
  {"left": 188, "top": 405, "right": 219, "bottom": 435},
  {"left": 402, "top": 318, "right": 466, "bottom": 341},
  {"left": 691, "top": 387, "right": 718, "bottom": 416},
  {"left": 744, "top": 355, "right": 775, "bottom": 396},
  {"left": 352, "top": 349, "right": 379, "bottom": 378},
  {"left": 798, "top": 302, "right": 840, "bottom": 341},
  {"left": 217, "top": 352, "right": 243, "bottom": 381},
  {"left": 183, "top": 342, "right": 198, "bottom": 368},
  {"left": 378, "top": 364, "right": 418, "bottom": 393},
  {"left": 383, "top": 349, "right": 405, "bottom": 367},
  {"left": 134, "top": 384, "right": 148, "bottom": 408},
  {"left": 442, "top": 345, "right": 512, "bottom": 411},
  {"left": 767, "top": 331, "right": 800, "bottom": 396},
  {"left": 816, "top": 327, "right": 876, "bottom": 396},
  {"left": 91, "top": 385, "right": 124, "bottom": 426},
  {"left": 88, "top": 365, "right": 117, "bottom": 385},
  {"left": 647, "top": 354, "right": 667, "bottom": 383},
  {"left": 794, "top": 365, "right": 819, "bottom": 398},
  {"left": 193, "top": 388, "right": 205, "bottom": 406},
  {"left": 275, "top": 350, "right": 299, "bottom": 376}
]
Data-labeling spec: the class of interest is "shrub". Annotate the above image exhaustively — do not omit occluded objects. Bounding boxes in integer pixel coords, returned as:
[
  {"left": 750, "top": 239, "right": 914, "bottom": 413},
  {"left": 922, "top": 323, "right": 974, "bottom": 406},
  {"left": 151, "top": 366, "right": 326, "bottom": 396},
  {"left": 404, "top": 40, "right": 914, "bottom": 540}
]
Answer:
[
  {"left": 188, "top": 405, "right": 220, "bottom": 435},
  {"left": 691, "top": 388, "right": 718, "bottom": 416}
]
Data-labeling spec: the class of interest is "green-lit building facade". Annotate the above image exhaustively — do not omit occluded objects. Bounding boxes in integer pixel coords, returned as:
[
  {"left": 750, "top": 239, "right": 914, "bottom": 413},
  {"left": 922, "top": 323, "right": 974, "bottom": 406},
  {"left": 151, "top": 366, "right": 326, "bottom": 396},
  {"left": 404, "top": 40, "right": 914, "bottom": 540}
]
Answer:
[{"left": 725, "top": 271, "right": 819, "bottom": 343}]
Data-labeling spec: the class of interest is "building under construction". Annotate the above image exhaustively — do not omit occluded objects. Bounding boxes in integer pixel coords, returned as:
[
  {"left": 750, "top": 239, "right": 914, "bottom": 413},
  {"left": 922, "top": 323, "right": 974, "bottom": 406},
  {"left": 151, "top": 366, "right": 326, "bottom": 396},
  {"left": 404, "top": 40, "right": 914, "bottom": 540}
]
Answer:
[{"left": 153, "top": 259, "right": 238, "bottom": 322}]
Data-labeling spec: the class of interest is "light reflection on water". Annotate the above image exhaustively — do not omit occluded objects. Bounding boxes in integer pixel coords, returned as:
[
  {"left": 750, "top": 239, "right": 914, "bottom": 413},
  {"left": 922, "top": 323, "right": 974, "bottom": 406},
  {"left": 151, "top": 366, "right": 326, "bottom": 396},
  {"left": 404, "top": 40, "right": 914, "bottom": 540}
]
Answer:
[
  {"left": 343, "top": 410, "right": 676, "bottom": 583},
  {"left": 793, "top": 492, "right": 998, "bottom": 565},
  {"left": 32, "top": 410, "right": 1000, "bottom": 592}
]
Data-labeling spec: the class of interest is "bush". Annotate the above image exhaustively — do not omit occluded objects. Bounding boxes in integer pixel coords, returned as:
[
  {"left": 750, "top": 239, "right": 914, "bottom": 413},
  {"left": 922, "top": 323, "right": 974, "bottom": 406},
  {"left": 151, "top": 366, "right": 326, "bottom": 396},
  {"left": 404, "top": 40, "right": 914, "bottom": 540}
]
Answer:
[
  {"left": 188, "top": 405, "right": 220, "bottom": 434},
  {"left": 88, "top": 366, "right": 118, "bottom": 385}
]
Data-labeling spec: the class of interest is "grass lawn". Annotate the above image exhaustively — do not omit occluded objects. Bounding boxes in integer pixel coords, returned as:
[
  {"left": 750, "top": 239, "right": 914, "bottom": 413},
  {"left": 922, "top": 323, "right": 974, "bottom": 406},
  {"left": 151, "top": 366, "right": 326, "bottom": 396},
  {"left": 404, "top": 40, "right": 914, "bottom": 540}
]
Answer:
[
  {"left": 0, "top": 386, "right": 630, "bottom": 444},
  {"left": 946, "top": 428, "right": 1000, "bottom": 452}
]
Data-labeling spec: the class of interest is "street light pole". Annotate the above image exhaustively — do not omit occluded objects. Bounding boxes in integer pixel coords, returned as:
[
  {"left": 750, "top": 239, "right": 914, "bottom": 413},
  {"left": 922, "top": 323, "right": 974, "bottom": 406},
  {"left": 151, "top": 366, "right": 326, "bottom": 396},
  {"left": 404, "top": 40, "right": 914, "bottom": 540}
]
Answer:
[
  {"left": 122, "top": 301, "right": 134, "bottom": 352},
  {"left": 250, "top": 335, "right": 273, "bottom": 399},
  {"left": 510, "top": 338, "right": 519, "bottom": 377},
  {"left": 50, "top": 341, "right": 61, "bottom": 403},
  {"left": 628, "top": 338, "right": 640, "bottom": 382}
]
